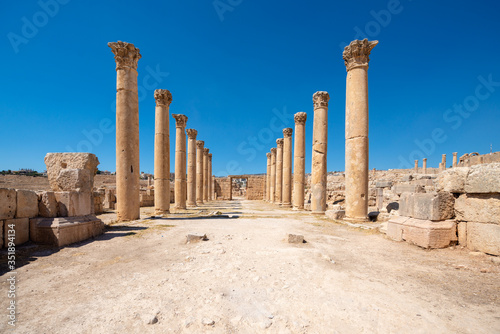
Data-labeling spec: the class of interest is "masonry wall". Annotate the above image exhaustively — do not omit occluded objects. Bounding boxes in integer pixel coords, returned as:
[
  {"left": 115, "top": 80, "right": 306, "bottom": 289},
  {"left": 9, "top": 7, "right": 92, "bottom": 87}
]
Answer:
[{"left": 246, "top": 175, "right": 265, "bottom": 200}]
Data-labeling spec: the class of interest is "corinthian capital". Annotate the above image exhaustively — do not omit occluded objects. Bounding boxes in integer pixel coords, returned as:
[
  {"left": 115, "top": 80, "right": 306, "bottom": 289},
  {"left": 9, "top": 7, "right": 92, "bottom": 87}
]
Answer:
[
  {"left": 294, "top": 112, "right": 307, "bottom": 124},
  {"left": 266, "top": 152, "right": 271, "bottom": 158},
  {"left": 172, "top": 114, "right": 188, "bottom": 128},
  {"left": 270, "top": 148, "right": 277, "bottom": 155},
  {"left": 204, "top": 148, "right": 210, "bottom": 154},
  {"left": 108, "top": 41, "right": 141, "bottom": 70},
  {"left": 154, "top": 89, "right": 172, "bottom": 106},
  {"left": 196, "top": 140, "right": 204, "bottom": 148},
  {"left": 313, "top": 91, "right": 329, "bottom": 109},
  {"left": 343, "top": 39, "right": 378, "bottom": 71},
  {"left": 283, "top": 128, "right": 293, "bottom": 138},
  {"left": 186, "top": 129, "right": 198, "bottom": 139},
  {"left": 208, "top": 153, "right": 212, "bottom": 160},
  {"left": 276, "top": 138, "right": 284, "bottom": 148}
]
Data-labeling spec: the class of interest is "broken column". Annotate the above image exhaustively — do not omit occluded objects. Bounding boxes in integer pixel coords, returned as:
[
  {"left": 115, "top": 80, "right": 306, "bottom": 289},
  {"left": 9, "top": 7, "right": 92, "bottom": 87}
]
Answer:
[
  {"left": 275, "top": 138, "right": 284, "bottom": 204},
  {"left": 414, "top": 160, "right": 418, "bottom": 173},
  {"left": 186, "top": 129, "right": 197, "bottom": 207},
  {"left": 441, "top": 154, "right": 447, "bottom": 171},
  {"left": 208, "top": 153, "right": 213, "bottom": 201},
  {"left": 203, "top": 148, "right": 209, "bottom": 202},
  {"left": 423, "top": 158, "right": 427, "bottom": 174},
  {"left": 311, "top": 91, "right": 329, "bottom": 214},
  {"left": 453, "top": 152, "right": 458, "bottom": 168},
  {"left": 266, "top": 153, "right": 272, "bottom": 201},
  {"left": 293, "top": 112, "right": 307, "bottom": 210},
  {"left": 173, "top": 114, "right": 188, "bottom": 209},
  {"left": 282, "top": 128, "right": 293, "bottom": 208},
  {"left": 270, "top": 148, "right": 277, "bottom": 203},
  {"left": 196, "top": 140, "right": 205, "bottom": 204},
  {"left": 152, "top": 89, "right": 172, "bottom": 215},
  {"left": 109, "top": 41, "right": 142, "bottom": 221},
  {"left": 343, "top": 39, "right": 378, "bottom": 221}
]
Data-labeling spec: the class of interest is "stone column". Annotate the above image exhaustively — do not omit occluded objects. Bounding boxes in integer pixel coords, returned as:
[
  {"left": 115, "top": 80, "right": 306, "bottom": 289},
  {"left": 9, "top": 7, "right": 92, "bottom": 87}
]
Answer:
[
  {"left": 441, "top": 154, "right": 447, "bottom": 170},
  {"left": 423, "top": 158, "right": 427, "bottom": 174},
  {"left": 109, "top": 41, "right": 142, "bottom": 221},
  {"left": 266, "top": 153, "right": 272, "bottom": 201},
  {"left": 311, "top": 92, "right": 329, "bottom": 214},
  {"left": 203, "top": 148, "right": 209, "bottom": 202},
  {"left": 452, "top": 152, "right": 458, "bottom": 168},
  {"left": 186, "top": 129, "right": 197, "bottom": 207},
  {"left": 172, "top": 114, "right": 188, "bottom": 209},
  {"left": 270, "top": 148, "right": 277, "bottom": 203},
  {"left": 414, "top": 160, "right": 418, "bottom": 173},
  {"left": 343, "top": 39, "right": 378, "bottom": 221},
  {"left": 293, "top": 112, "right": 307, "bottom": 210},
  {"left": 275, "top": 139, "right": 284, "bottom": 204},
  {"left": 208, "top": 153, "right": 213, "bottom": 200},
  {"left": 282, "top": 128, "right": 293, "bottom": 208},
  {"left": 147, "top": 176, "right": 152, "bottom": 187},
  {"left": 196, "top": 140, "right": 204, "bottom": 204},
  {"left": 151, "top": 89, "right": 172, "bottom": 215}
]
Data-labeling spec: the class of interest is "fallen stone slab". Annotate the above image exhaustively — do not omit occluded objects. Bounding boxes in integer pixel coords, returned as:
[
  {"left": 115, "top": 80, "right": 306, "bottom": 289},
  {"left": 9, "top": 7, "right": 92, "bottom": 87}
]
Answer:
[
  {"left": 288, "top": 234, "right": 304, "bottom": 244},
  {"left": 186, "top": 233, "right": 208, "bottom": 243},
  {"left": 325, "top": 209, "right": 345, "bottom": 220}
]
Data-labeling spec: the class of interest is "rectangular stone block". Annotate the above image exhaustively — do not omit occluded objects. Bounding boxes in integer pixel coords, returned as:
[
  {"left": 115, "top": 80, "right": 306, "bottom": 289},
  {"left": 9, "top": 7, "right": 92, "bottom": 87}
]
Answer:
[
  {"left": 413, "top": 192, "right": 455, "bottom": 221},
  {"left": 30, "top": 215, "right": 104, "bottom": 247},
  {"left": 465, "top": 163, "right": 500, "bottom": 193},
  {"left": 398, "top": 192, "right": 414, "bottom": 217},
  {"left": 392, "top": 184, "right": 424, "bottom": 195},
  {"left": 455, "top": 193, "right": 500, "bottom": 225},
  {"left": 326, "top": 209, "right": 345, "bottom": 220},
  {"left": 376, "top": 181, "right": 392, "bottom": 188},
  {"left": 4, "top": 218, "right": 29, "bottom": 246},
  {"left": 16, "top": 189, "right": 39, "bottom": 218},
  {"left": 44, "top": 153, "right": 99, "bottom": 192},
  {"left": 436, "top": 167, "right": 469, "bottom": 193},
  {"left": 38, "top": 191, "right": 58, "bottom": 218},
  {"left": 457, "top": 221, "right": 467, "bottom": 246},
  {"left": 387, "top": 217, "right": 456, "bottom": 249},
  {"left": 0, "top": 188, "right": 17, "bottom": 219},
  {"left": 55, "top": 191, "right": 92, "bottom": 217},
  {"left": 467, "top": 221, "right": 500, "bottom": 256}
]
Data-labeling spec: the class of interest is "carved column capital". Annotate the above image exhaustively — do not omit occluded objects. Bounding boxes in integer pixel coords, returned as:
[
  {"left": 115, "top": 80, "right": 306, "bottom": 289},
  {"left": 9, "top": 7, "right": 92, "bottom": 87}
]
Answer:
[
  {"left": 343, "top": 39, "right": 378, "bottom": 71},
  {"left": 196, "top": 140, "right": 204, "bottom": 148},
  {"left": 186, "top": 129, "right": 198, "bottom": 139},
  {"left": 266, "top": 152, "right": 272, "bottom": 158},
  {"left": 270, "top": 148, "right": 277, "bottom": 155},
  {"left": 108, "top": 41, "right": 141, "bottom": 70},
  {"left": 154, "top": 89, "right": 172, "bottom": 106},
  {"left": 208, "top": 153, "right": 212, "bottom": 160},
  {"left": 283, "top": 128, "right": 293, "bottom": 138},
  {"left": 276, "top": 138, "right": 284, "bottom": 148},
  {"left": 313, "top": 91, "right": 330, "bottom": 109},
  {"left": 204, "top": 148, "right": 209, "bottom": 154},
  {"left": 172, "top": 114, "right": 188, "bottom": 128},
  {"left": 294, "top": 112, "right": 307, "bottom": 124}
]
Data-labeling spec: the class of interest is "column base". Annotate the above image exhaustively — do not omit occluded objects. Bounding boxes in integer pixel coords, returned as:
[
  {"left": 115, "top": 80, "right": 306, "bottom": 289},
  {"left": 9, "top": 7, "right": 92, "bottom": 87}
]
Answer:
[
  {"left": 343, "top": 216, "right": 369, "bottom": 223},
  {"left": 292, "top": 207, "right": 304, "bottom": 211},
  {"left": 310, "top": 211, "right": 325, "bottom": 215},
  {"left": 281, "top": 203, "right": 292, "bottom": 208},
  {"left": 187, "top": 203, "right": 197, "bottom": 208},
  {"left": 153, "top": 210, "right": 169, "bottom": 217}
]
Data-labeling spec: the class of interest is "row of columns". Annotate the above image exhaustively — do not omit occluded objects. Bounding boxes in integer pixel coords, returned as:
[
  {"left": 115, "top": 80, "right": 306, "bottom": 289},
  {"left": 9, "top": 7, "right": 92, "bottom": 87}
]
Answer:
[
  {"left": 109, "top": 41, "right": 214, "bottom": 221},
  {"left": 413, "top": 152, "right": 459, "bottom": 173}
]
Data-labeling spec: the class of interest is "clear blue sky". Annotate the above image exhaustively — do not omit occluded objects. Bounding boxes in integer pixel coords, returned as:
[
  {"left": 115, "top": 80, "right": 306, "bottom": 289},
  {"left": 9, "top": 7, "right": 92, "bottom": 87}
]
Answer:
[{"left": 1, "top": 0, "right": 499, "bottom": 176}]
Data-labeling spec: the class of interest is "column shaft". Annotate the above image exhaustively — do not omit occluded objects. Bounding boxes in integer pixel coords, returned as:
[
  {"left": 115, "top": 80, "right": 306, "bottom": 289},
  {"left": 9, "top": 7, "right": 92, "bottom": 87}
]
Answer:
[
  {"left": 270, "top": 148, "right": 277, "bottom": 203},
  {"left": 173, "top": 114, "right": 187, "bottom": 209},
  {"left": 186, "top": 129, "right": 197, "bottom": 207},
  {"left": 423, "top": 158, "right": 427, "bottom": 173},
  {"left": 282, "top": 128, "right": 293, "bottom": 207},
  {"left": 293, "top": 112, "right": 307, "bottom": 210},
  {"left": 203, "top": 148, "right": 209, "bottom": 202},
  {"left": 275, "top": 139, "right": 283, "bottom": 204},
  {"left": 311, "top": 92, "right": 329, "bottom": 214},
  {"left": 266, "top": 153, "right": 271, "bottom": 201},
  {"left": 196, "top": 141, "right": 204, "bottom": 204},
  {"left": 208, "top": 154, "right": 213, "bottom": 200},
  {"left": 452, "top": 152, "right": 458, "bottom": 168}
]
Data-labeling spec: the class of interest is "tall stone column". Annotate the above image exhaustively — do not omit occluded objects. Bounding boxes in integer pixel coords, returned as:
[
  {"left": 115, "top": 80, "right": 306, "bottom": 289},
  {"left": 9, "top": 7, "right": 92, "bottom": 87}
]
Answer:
[
  {"left": 266, "top": 153, "right": 272, "bottom": 201},
  {"left": 414, "top": 160, "right": 418, "bottom": 173},
  {"left": 270, "top": 148, "right": 277, "bottom": 203},
  {"left": 275, "top": 139, "right": 284, "bottom": 204},
  {"left": 441, "top": 154, "right": 447, "bottom": 170},
  {"left": 172, "top": 114, "right": 188, "bottom": 209},
  {"left": 453, "top": 152, "right": 458, "bottom": 168},
  {"left": 423, "top": 158, "right": 427, "bottom": 174},
  {"left": 311, "top": 92, "right": 329, "bottom": 214},
  {"left": 293, "top": 112, "right": 307, "bottom": 210},
  {"left": 196, "top": 141, "right": 204, "bottom": 204},
  {"left": 186, "top": 129, "right": 197, "bottom": 207},
  {"left": 343, "top": 39, "right": 378, "bottom": 221},
  {"left": 203, "top": 148, "right": 209, "bottom": 202},
  {"left": 109, "top": 41, "right": 142, "bottom": 221},
  {"left": 282, "top": 128, "right": 293, "bottom": 208},
  {"left": 208, "top": 153, "right": 213, "bottom": 200}
]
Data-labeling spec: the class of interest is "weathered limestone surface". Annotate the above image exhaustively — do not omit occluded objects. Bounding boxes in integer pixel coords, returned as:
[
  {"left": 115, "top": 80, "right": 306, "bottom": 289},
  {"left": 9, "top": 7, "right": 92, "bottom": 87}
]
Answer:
[
  {"left": 452, "top": 152, "right": 458, "bottom": 168},
  {"left": 311, "top": 92, "right": 329, "bottom": 214},
  {"left": 270, "top": 148, "right": 277, "bottom": 203},
  {"left": 293, "top": 112, "right": 307, "bottom": 210},
  {"left": 423, "top": 158, "right": 427, "bottom": 174},
  {"left": 282, "top": 128, "right": 293, "bottom": 208},
  {"left": 16, "top": 190, "right": 39, "bottom": 219},
  {"left": 399, "top": 192, "right": 455, "bottom": 221},
  {"left": 0, "top": 188, "right": 16, "bottom": 219},
  {"left": 208, "top": 154, "right": 213, "bottom": 201},
  {"left": 203, "top": 148, "right": 209, "bottom": 202},
  {"left": 3, "top": 218, "right": 29, "bottom": 246},
  {"left": 392, "top": 184, "right": 424, "bottom": 195},
  {"left": 386, "top": 216, "right": 457, "bottom": 249},
  {"left": 288, "top": 234, "right": 304, "bottom": 244},
  {"left": 173, "top": 114, "right": 188, "bottom": 209},
  {"left": 466, "top": 221, "right": 500, "bottom": 256},
  {"left": 30, "top": 215, "right": 104, "bottom": 247},
  {"left": 455, "top": 193, "right": 500, "bottom": 225},
  {"left": 154, "top": 89, "right": 172, "bottom": 215},
  {"left": 266, "top": 153, "right": 272, "bottom": 201},
  {"left": 109, "top": 41, "right": 141, "bottom": 221},
  {"left": 343, "top": 39, "right": 377, "bottom": 221},
  {"left": 436, "top": 167, "right": 469, "bottom": 193},
  {"left": 464, "top": 163, "right": 500, "bottom": 193},
  {"left": 38, "top": 191, "right": 58, "bottom": 218},
  {"left": 44, "top": 153, "right": 99, "bottom": 192},
  {"left": 275, "top": 139, "right": 284, "bottom": 204},
  {"left": 186, "top": 129, "right": 198, "bottom": 207},
  {"left": 196, "top": 141, "right": 205, "bottom": 204},
  {"left": 54, "top": 168, "right": 91, "bottom": 192},
  {"left": 55, "top": 191, "right": 92, "bottom": 217}
]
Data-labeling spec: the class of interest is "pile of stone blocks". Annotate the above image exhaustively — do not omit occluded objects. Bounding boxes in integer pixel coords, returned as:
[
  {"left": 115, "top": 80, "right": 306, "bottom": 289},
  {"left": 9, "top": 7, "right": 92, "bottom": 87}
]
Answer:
[{"left": 438, "top": 163, "right": 500, "bottom": 255}]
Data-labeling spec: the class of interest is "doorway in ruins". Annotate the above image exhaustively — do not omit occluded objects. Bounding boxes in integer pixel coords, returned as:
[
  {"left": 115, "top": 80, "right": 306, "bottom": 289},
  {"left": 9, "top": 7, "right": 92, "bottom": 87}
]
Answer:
[{"left": 231, "top": 177, "right": 247, "bottom": 199}]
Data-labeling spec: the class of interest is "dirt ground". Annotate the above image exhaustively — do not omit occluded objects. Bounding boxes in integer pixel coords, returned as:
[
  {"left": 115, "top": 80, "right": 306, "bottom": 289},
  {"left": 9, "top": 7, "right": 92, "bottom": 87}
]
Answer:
[{"left": 1, "top": 200, "right": 499, "bottom": 333}]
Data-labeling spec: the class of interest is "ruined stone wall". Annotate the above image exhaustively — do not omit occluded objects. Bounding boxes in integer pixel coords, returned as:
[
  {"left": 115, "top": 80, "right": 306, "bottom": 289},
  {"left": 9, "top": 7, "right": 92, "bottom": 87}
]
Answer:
[
  {"left": 246, "top": 175, "right": 265, "bottom": 200},
  {"left": 214, "top": 177, "right": 231, "bottom": 200},
  {"left": 459, "top": 152, "right": 500, "bottom": 167}
]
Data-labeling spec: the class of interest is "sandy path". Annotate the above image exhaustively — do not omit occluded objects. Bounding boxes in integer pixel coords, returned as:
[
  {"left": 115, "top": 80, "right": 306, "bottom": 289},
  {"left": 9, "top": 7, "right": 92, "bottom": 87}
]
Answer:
[{"left": 1, "top": 200, "right": 499, "bottom": 333}]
